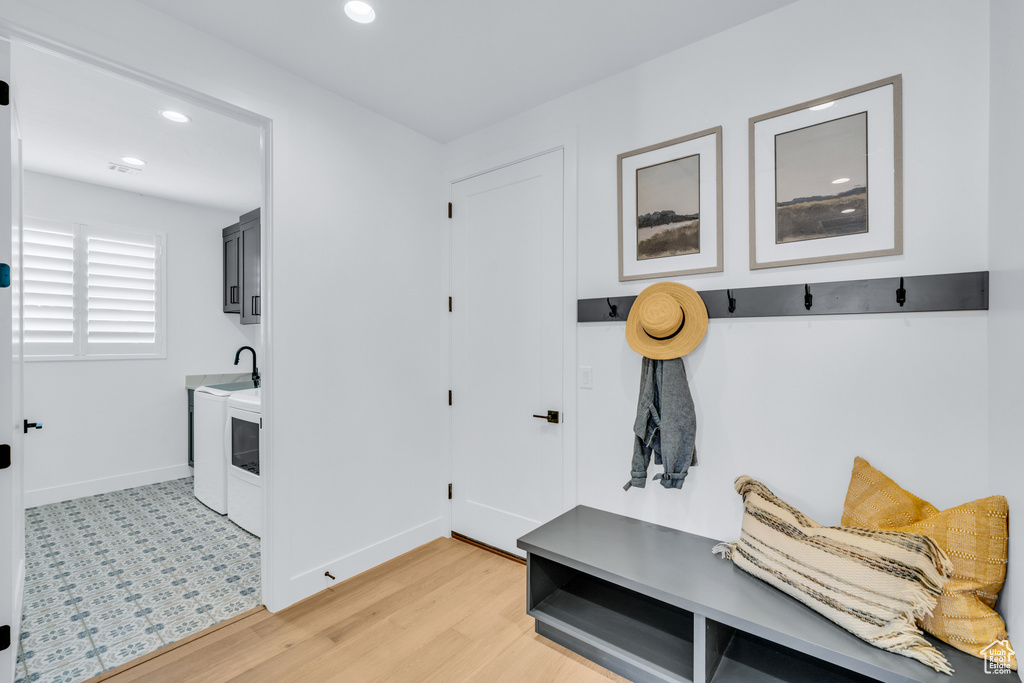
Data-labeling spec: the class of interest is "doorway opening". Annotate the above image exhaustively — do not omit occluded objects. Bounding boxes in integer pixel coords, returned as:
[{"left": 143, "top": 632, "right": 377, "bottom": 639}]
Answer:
[{"left": 10, "top": 39, "right": 273, "bottom": 682}]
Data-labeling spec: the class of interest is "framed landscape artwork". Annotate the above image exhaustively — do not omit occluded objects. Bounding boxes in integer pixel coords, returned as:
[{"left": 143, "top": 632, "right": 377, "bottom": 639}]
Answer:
[
  {"left": 618, "top": 126, "right": 723, "bottom": 281},
  {"left": 749, "top": 75, "right": 902, "bottom": 269}
]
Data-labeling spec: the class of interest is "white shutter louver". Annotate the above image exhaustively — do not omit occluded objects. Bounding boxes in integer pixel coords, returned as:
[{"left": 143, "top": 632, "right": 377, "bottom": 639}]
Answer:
[
  {"left": 86, "top": 230, "right": 159, "bottom": 345},
  {"left": 23, "top": 224, "right": 76, "bottom": 347},
  {"left": 24, "top": 218, "right": 165, "bottom": 359}
]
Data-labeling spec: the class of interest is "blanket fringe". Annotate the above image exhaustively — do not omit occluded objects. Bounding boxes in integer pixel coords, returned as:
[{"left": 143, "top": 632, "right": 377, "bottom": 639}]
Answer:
[
  {"left": 711, "top": 542, "right": 734, "bottom": 560},
  {"left": 874, "top": 622, "right": 955, "bottom": 675},
  {"left": 916, "top": 534, "right": 954, "bottom": 590}
]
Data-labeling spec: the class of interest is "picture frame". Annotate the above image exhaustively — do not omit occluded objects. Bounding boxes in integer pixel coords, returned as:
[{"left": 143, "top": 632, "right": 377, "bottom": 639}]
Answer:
[
  {"left": 749, "top": 75, "right": 902, "bottom": 270},
  {"left": 618, "top": 126, "right": 723, "bottom": 282}
]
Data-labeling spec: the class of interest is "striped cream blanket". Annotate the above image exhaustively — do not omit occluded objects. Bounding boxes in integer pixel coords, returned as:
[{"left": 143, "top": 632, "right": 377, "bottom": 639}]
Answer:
[{"left": 713, "top": 476, "right": 954, "bottom": 674}]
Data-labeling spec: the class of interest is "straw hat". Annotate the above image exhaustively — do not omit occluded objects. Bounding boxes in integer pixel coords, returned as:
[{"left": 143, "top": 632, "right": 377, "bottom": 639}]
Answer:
[{"left": 626, "top": 282, "right": 708, "bottom": 359}]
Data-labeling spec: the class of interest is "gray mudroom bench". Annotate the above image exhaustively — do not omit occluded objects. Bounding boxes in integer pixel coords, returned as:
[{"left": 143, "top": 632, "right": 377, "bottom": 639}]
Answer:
[{"left": 517, "top": 505, "right": 1018, "bottom": 683}]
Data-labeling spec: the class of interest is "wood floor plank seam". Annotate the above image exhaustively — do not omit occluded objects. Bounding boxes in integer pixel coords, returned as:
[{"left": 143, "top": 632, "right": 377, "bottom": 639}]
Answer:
[
  {"left": 99, "top": 538, "right": 625, "bottom": 683},
  {"left": 91, "top": 607, "right": 269, "bottom": 681}
]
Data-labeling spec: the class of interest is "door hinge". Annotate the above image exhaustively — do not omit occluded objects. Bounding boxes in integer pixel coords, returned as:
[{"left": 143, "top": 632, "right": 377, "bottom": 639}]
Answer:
[
  {"left": 448, "top": 202, "right": 452, "bottom": 219},
  {"left": 260, "top": 417, "right": 263, "bottom": 429},
  {"left": 448, "top": 296, "right": 452, "bottom": 312},
  {"left": 448, "top": 483, "right": 452, "bottom": 500},
  {"left": 0, "top": 444, "right": 10, "bottom": 470},
  {"left": 448, "top": 390, "right": 452, "bottom": 406},
  {"left": 0, "top": 624, "right": 10, "bottom": 652}
]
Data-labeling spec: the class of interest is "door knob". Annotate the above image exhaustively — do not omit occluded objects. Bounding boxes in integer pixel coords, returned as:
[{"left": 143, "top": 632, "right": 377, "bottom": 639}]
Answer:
[{"left": 532, "top": 411, "right": 560, "bottom": 424}]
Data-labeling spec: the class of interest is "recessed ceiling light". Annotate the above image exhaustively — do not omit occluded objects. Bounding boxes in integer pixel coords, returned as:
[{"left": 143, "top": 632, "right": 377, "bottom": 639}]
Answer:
[
  {"left": 120, "top": 157, "right": 147, "bottom": 166},
  {"left": 810, "top": 102, "right": 835, "bottom": 111},
  {"left": 160, "top": 110, "right": 191, "bottom": 123},
  {"left": 831, "top": 177, "right": 850, "bottom": 184},
  {"left": 344, "top": 1, "right": 375, "bottom": 23}
]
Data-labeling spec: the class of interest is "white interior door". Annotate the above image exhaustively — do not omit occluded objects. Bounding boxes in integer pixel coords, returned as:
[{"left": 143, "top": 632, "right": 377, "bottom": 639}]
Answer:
[
  {"left": 1, "top": 38, "right": 25, "bottom": 683},
  {"left": 450, "top": 149, "right": 564, "bottom": 557}
]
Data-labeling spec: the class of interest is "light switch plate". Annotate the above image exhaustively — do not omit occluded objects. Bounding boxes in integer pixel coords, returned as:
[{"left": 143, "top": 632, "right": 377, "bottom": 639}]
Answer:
[{"left": 579, "top": 366, "right": 593, "bottom": 389}]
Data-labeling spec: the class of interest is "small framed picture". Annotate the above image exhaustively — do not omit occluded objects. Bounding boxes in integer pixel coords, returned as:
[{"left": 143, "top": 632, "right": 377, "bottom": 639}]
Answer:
[
  {"left": 618, "top": 126, "right": 723, "bottom": 282},
  {"left": 749, "top": 75, "right": 902, "bottom": 269}
]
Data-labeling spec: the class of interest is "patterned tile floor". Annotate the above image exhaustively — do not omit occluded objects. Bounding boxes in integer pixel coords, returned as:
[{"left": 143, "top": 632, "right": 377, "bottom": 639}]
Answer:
[{"left": 16, "top": 477, "right": 261, "bottom": 683}]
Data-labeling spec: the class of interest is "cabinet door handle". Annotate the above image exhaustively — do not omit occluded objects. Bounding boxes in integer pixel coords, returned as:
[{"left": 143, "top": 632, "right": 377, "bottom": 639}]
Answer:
[
  {"left": 252, "top": 295, "right": 261, "bottom": 316},
  {"left": 230, "top": 285, "right": 238, "bottom": 304}
]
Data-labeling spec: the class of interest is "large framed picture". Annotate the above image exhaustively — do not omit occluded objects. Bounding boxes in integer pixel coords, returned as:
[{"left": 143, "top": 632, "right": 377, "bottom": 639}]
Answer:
[
  {"left": 618, "top": 126, "right": 723, "bottom": 281},
  {"left": 749, "top": 75, "right": 902, "bottom": 269}
]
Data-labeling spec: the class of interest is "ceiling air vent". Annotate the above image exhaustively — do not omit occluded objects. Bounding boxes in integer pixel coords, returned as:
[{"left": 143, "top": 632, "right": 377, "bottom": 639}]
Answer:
[{"left": 108, "top": 162, "right": 142, "bottom": 175}]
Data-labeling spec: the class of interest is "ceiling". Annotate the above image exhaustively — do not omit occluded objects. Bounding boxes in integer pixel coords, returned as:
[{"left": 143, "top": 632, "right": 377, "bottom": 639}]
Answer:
[
  {"left": 135, "top": 0, "right": 797, "bottom": 143},
  {"left": 11, "top": 1, "right": 796, "bottom": 212},
  {"left": 13, "top": 45, "right": 263, "bottom": 214}
]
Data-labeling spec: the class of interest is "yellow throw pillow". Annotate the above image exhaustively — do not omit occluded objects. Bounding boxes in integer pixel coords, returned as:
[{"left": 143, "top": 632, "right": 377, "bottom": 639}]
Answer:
[{"left": 842, "top": 456, "right": 1015, "bottom": 670}]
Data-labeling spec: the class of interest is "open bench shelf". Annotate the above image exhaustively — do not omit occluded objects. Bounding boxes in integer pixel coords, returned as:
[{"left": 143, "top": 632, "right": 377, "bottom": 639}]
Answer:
[
  {"left": 531, "top": 554, "right": 694, "bottom": 681},
  {"left": 518, "top": 506, "right": 1019, "bottom": 683}
]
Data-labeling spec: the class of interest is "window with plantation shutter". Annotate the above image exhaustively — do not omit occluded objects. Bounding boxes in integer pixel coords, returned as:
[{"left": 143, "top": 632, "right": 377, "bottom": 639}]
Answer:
[
  {"left": 86, "top": 228, "right": 159, "bottom": 348},
  {"left": 23, "top": 221, "right": 76, "bottom": 355},
  {"left": 23, "top": 218, "right": 166, "bottom": 360}
]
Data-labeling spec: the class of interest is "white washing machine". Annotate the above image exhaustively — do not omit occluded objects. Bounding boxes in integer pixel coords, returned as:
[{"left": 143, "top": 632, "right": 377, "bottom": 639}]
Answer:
[
  {"left": 227, "top": 388, "right": 262, "bottom": 537},
  {"left": 193, "top": 385, "right": 237, "bottom": 514}
]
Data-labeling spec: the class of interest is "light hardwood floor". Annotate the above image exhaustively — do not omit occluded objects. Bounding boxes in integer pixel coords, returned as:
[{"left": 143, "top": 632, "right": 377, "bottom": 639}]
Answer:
[{"left": 96, "top": 537, "right": 626, "bottom": 682}]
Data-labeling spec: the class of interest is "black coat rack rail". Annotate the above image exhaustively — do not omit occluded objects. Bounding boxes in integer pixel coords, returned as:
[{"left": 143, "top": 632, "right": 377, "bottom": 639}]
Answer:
[{"left": 577, "top": 271, "right": 988, "bottom": 323}]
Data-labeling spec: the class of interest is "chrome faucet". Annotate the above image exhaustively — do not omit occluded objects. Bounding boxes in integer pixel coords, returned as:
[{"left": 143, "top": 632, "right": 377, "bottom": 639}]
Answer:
[{"left": 234, "top": 346, "right": 260, "bottom": 388}]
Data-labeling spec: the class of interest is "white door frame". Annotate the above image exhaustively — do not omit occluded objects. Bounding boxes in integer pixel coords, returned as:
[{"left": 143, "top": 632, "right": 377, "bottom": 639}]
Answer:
[
  {"left": 0, "top": 22, "right": 284, "bottom": 611},
  {"left": 0, "top": 37, "right": 21, "bottom": 683},
  {"left": 442, "top": 129, "right": 579, "bottom": 538}
]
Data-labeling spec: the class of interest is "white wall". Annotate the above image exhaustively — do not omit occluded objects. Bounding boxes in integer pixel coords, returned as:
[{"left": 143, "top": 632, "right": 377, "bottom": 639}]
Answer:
[
  {"left": 987, "top": 0, "right": 1024, "bottom": 641},
  {"left": 22, "top": 171, "right": 253, "bottom": 505},
  {"left": 0, "top": 0, "right": 446, "bottom": 611},
  {"left": 4, "top": 0, "right": 1011, "bottom": 626},
  {"left": 445, "top": 0, "right": 997, "bottom": 561}
]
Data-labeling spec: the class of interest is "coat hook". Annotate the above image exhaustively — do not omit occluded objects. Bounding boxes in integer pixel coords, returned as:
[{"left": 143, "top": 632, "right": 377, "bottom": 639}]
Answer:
[
  {"left": 896, "top": 276, "right": 907, "bottom": 307},
  {"left": 606, "top": 297, "right": 618, "bottom": 319},
  {"left": 804, "top": 284, "right": 813, "bottom": 310},
  {"left": 727, "top": 289, "right": 736, "bottom": 314}
]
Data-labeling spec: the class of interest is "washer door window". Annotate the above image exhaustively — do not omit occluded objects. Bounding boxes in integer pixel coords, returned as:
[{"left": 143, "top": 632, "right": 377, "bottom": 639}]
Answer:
[{"left": 232, "top": 416, "right": 260, "bottom": 476}]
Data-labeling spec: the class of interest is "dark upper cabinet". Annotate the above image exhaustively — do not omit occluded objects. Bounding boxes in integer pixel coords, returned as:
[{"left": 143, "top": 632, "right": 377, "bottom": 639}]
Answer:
[
  {"left": 222, "top": 222, "right": 241, "bottom": 313},
  {"left": 238, "top": 208, "right": 261, "bottom": 325},
  {"left": 223, "top": 208, "right": 260, "bottom": 324}
]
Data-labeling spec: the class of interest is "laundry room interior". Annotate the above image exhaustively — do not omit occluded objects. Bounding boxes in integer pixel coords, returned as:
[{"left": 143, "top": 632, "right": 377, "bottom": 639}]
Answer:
[{"left": 14, "top": 40, "right": 268, "bottom": 675}]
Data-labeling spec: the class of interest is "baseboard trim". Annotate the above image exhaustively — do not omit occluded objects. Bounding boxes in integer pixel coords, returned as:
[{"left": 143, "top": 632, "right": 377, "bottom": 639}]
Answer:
[
  {"left": 25, "top": 464, "right": 194, "bottom": 507},
  {"left": 283, "top": 516, "right": 446, "bottom": 609}
]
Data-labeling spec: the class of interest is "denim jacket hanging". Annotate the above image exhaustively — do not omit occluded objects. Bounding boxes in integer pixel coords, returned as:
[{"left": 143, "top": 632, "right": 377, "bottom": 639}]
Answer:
[{"left": 624, "top": 357, "right": 697, "bottom": 490}]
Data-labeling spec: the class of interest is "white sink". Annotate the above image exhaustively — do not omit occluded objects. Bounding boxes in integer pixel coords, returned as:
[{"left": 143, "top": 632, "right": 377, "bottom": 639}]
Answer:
[{"left": 228, "top": 387, "right": 260, "bottom": 408}]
